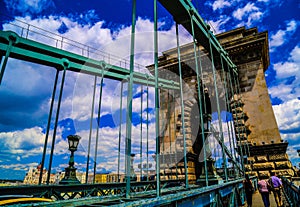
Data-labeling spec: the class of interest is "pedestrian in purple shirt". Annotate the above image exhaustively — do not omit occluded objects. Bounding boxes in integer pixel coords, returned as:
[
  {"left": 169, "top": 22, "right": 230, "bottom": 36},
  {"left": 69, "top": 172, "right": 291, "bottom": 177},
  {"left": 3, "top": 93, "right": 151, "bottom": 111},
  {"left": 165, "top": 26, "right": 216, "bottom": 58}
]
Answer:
[{"left": 268, "top": 172, "right": 283, "bottom": 207}]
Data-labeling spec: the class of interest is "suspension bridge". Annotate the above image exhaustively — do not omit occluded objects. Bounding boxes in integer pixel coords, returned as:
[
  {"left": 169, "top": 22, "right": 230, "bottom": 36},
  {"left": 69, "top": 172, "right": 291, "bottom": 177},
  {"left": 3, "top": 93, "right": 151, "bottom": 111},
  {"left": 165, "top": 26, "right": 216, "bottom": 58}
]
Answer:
[{"left": 0, "top": 0, "right": 299, "bottom": 206}]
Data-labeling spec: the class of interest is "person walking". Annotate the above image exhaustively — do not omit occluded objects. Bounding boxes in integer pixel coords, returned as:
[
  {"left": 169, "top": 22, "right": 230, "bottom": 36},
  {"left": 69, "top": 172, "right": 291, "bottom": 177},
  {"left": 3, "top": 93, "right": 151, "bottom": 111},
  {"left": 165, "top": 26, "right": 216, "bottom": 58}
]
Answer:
[
  {"left": 244, "top": 174, "right": 254, "bottom": 207},
  {"left": 268, "top": 172, "right": 283, "bottom": 207},
  {"left": 258, "top": 178, "right": 270, "bottom": 207}
]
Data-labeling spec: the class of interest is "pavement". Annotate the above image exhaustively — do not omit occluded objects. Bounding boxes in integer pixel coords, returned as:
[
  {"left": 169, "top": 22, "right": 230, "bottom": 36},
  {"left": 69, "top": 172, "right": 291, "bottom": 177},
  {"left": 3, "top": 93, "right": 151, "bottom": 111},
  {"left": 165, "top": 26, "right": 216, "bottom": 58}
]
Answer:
[{"left": 251, "top": 189, "right": 288, "bottom": 207}]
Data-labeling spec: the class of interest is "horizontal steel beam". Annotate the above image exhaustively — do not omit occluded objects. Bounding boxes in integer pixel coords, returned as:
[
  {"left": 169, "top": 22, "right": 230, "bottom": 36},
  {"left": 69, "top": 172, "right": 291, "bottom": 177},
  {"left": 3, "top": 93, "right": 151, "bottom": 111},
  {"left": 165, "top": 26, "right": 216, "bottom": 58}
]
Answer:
[
  {"left": 0, "top": 30, "right": 179, "bottom": 90},
  {"left": 157, "top": 0, "right": 237, "bottom": 74}
]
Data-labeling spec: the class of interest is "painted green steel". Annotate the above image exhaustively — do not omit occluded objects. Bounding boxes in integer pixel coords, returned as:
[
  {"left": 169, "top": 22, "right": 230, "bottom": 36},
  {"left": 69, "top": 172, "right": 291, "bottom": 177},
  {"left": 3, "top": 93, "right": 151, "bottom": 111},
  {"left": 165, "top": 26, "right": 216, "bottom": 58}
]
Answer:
[
  {"left": 140, "top": 85, "right": 143, "bottom": 181},
  {"left": 0, "top": 0, "right": 248, "bottom": 205},
  {"left": 190, "top": 13, "right": 208, "bottom": 186},
  {"left": 220, "top": 56, "right": 242, "bottom": 177},
  {"left": 39, "top": 70, "right": 59, "bottom": 185},
  {"left": 86, "top": 75, "right": 97, "bottom": 183},
  {"left": 125, "top": 0, "right": 136, "bottom": 198},
  {"left": 157, "top": 0, "right": 237, "bottom": 74},
  {"left": 7, "top": 179, "right": 246, "bottom": 206},
  {"left": 47, "top": 64, "right": 67, "bottom": 184},
  {"left": 235, "top": 76, "right": 251, "bottom": 159},
  {"left": 208, "top": 35, "right": 229, "bottom": 182},
  {"left": 232, "top": 74, "right": 246, "bottom": 171},
  {"left": 154, "top": 0, "right": 161, "bottom": 197},
  {"left": 146, "top": 80, "right": 149, "bottom": 181},
  {"left": 0, "top": 31, "right": 179, "bottom": 90},
  {"left": 0, "top": 32, "right": 14, "bottom": 84},
  {"left": 175, "top": 23, "right": 189, "bottom": 189},
  {"left": 117, "top": 81, "right": 124, "bottom": 182},
  {"left": 94, "top": 73, "right": 104, "bottom": 183},
  {"left": 223, "top": 59, "right": 243, "bottom": 178}
]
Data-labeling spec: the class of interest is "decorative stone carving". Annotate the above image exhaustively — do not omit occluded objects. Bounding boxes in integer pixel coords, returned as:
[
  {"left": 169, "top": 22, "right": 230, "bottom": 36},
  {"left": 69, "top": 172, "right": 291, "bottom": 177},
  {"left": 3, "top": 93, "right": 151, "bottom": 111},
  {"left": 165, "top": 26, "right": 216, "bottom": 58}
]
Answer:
[
  {"left": 252, "top": 162, "right": 275, "bottom": 170},
  {"left": 255, "top": 155, "right": 268, "bottom": 163}
]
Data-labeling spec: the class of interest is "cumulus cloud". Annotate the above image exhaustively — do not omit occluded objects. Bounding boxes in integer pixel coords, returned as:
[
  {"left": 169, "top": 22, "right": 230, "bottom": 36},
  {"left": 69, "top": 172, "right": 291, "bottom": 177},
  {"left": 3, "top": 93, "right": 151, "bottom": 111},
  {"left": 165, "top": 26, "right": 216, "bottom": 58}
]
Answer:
[
  {"left": 271, "top": 45, "right": 300, "bottom": 95},
  {"left": 232, "top": 3, "right": 264, "bottom": 27},
  {"left": 269, "top": 20, "right": 299, "bottom": 51},
  {"left": 272, "top": 99, "right": 300, "bottom": 132},
  {"left": 233, "top": 3, "right": 260, "bottom": 20},
  {"left": 0, "top": 127, "right": 45, "bottom": 160},
  {"left": 0, "top": 14, "right": 195, "bottom": 178},
  {"left": 211, "top": 0, "right": 231, "bottom": 11},
  {"left": 270, "top": 43, "right": 300, "bottom": 160},
  {"left": 207, "top": 16, "right": 230, "bottom": 34}
]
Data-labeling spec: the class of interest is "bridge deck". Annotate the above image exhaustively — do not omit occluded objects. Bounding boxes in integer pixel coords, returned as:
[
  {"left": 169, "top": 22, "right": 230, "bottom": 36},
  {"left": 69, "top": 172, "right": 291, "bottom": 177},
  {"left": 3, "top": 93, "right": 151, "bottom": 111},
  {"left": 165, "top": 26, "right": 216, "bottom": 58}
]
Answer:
[{"left": 251, "top": 189, "right": 289, "bottom": 207}]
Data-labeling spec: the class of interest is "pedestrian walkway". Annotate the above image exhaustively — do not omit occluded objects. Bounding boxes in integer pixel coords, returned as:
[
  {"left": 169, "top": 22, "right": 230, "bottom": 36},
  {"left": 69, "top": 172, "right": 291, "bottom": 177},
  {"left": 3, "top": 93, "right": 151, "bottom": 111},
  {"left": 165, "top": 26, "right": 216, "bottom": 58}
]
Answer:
[
  {"left": 251, "top": 189, "right": 289, "bottom": 207},
  {"left": 252, "top": 190, "right": 275, "bottom": 207}
]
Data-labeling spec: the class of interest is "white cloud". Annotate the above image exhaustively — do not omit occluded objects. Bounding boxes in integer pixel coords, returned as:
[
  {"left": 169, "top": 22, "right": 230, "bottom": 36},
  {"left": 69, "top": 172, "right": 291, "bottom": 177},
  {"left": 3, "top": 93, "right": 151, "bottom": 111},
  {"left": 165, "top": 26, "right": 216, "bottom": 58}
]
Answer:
[
  {"left": 270, "top": 74, "right": 300, "bottom": 161},
  {"left": 0, "top": 127, "right": 45, "bottom": 159},
  {"left": 273, "top": 61, "right": 299, "bottom": 79},
  {"left": 211, "top": 0, "right": 231, "bottom": 11},
  {"left": 270, "top": 45, "right": 300, "bottom": 103},
  {"left": 269, "top": 20, "right": 299, "bottom": 51},
  {"left": 232, "top": 2, "right": 265, "bottom": 27},
  {"left": 272, "top": 99, "right": 300, "bottom": 132},
  {"left": 0, "top": 162, "right": 39, "bottom": 171},
  {"left": 232, "top": 3, "right": 259, "bottom": 20},
  {"left": 207, "top": 16, "right": 230, "bottom": 34},
  {"left": 2, "top": 15, "right": 193, "bottom": 176},
  {"left": 291, "top": 45, "right": 300, "bottom": 63}
]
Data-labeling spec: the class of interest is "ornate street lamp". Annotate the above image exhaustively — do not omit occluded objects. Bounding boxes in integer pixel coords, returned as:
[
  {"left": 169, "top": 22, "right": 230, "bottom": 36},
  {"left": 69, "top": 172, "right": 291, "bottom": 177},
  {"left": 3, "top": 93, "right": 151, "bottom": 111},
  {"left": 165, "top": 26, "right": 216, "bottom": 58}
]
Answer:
[
  {"left": 130, "top": 153, "right": 137, "bottom": 181},
  {"left": 60, "top": 135, "right": 81, "bottom": 184}
]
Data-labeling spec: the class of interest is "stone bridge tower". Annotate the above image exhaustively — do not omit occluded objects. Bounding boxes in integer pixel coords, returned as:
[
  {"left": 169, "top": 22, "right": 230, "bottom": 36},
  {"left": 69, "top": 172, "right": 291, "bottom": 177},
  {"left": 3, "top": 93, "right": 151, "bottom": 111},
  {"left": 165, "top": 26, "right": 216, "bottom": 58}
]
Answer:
[
  {"left": 148, "top": 26, "right": 295, "bottom": 183},
  {"left": 217, "top": 27, "right": 295, "bottom": 179}
]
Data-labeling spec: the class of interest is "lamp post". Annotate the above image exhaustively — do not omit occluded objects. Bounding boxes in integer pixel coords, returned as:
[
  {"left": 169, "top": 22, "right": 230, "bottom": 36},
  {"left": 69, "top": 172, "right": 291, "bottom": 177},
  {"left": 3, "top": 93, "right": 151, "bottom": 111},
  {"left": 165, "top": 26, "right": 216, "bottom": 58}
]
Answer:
[
  {"left": 130, "top": 153, "right": 137, "bottom": 181},
  {"left": 60, "top": 135, "right": 81, "bottom": 184}
]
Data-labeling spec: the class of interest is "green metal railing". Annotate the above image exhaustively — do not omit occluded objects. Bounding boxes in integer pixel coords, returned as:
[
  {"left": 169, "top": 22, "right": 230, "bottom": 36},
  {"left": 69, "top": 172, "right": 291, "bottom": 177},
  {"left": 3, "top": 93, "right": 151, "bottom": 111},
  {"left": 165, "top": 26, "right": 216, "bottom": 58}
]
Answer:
[{"left": 0, "top": 0, "right": 250, "bottom": 206}]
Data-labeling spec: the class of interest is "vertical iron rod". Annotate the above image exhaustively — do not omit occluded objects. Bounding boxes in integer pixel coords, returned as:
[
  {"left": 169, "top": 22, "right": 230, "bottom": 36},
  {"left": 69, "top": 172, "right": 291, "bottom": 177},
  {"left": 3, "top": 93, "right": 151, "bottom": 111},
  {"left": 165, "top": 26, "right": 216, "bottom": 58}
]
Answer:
[
  {"left": 140, "top": 85, "right": 143, "bottom": 181},
  {"left": 39, "top": 70, "right": 59, "bottom": 185},
  {"left": 154, "top": 0, "right": 161, "bottom": 196},
  {"left": 167, "top": 89, "right": 172, "bottom": 178},
  {"left": 146, "top": 77, "right": 149, "bottom": 181},
  {"left": 234, "top": 73, "right": 250, "bottom": 171},
  {"left": 190, "top": 15, "right": 208, "bottom": 186},
  {"left": 226, "top": 71, "right": 240, "bottom": 177},
  {"left": 232, "top": 73, "right": 245, "bottom": 173},
  {"left": 93, "top": 74, "right": 104, "bottom": 183},
  {"left": 125, "top": 0, "right": 136, "bottom": 198},
  {"left": 117, "top": 81, "right": 124, "bottom": 182},
  {"left": 172, "top": 83, "right": 178, "bottom": 179},
  {"left": 220, "top": 55, "right": 235, "bottom": 177},
  {"left": 208, "top": 34, "right": 228, "bottom": 182},
  {"left": 47, "top": 64, "right": 68, "bottom": 184},
  {"left": 176, "top": 23, "right": 189, "bottom": 189},
  {"left": 86, "top": 75, "right": 97, "bottom": 183}
]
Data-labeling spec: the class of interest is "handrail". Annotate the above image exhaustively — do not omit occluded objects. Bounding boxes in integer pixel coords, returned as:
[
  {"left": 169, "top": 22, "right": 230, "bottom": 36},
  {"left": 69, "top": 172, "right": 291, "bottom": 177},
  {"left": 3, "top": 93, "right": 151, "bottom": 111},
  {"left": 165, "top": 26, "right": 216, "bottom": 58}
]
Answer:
[
  {"left": 0, "top": 13, "right": 146, "bottom": 73},
  {"left": 0, "top": 179, "right": 246, "bottom": 206},
  {"left": 282, "top": 177, "right": 300, "bottom": 207}
]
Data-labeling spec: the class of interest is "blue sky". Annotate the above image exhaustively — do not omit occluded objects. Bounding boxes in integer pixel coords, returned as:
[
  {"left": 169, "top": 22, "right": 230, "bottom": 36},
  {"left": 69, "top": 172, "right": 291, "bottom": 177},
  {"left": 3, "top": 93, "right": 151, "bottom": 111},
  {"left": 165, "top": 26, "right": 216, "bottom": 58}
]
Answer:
[{"left": 0, "top": 0, "right": 299, "bottom": 181}]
